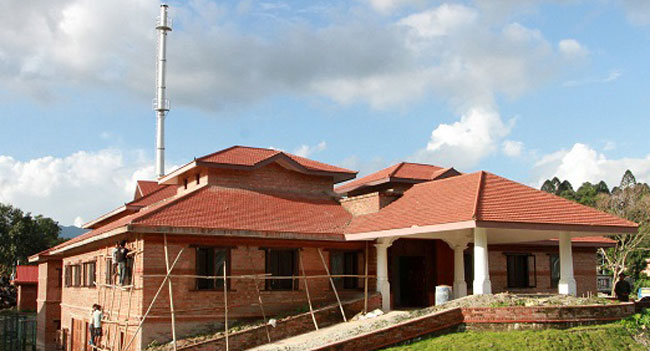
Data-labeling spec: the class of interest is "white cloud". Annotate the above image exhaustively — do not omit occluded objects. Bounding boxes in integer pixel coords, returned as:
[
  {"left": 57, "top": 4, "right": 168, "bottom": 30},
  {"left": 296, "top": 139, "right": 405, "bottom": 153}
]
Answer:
[
  {"left": 531, "top": 143, "right": 650, "bottom": 187},
  {"left": 412, "top": 107, "right": 515, "bottom": 169},
  {"left": 293, "top": 141, "right": 327, "bottom": 158},
  {"left": 398, "top": 4, "right": 478, "bottom": 38},
  {"left": 502, "top": 140, "right": 524, "bottom": 157},
  {"left": 621, "top": 0, "right": 650, "bottom": 26},
  {"left": 558, "top": 39, "right": 588, "bottom": 59},
  {"left": 563, "top": 69, "right": 622, "bottom": 87},
  {"left": 604, "top": 141, "right": 617, "bottom": 151},
  {"left": 0, "top": 148, "right": 155, "bottom": 226},
  {"left": 73, "top": 216, "right": 85, "bottom": 227},
  {"left": 365, "top": 0, "right": 426, "bottom": 14}
]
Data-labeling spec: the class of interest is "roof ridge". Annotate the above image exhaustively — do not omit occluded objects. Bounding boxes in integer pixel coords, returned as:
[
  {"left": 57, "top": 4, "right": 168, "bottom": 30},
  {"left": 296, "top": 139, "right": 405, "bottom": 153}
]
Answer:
[
  {"left": 196, "top": 145, "right": 241, "bottom": 161},
  {"left": 471, "top": 171, "right": 485, "bottom": 220},
  {"left": 390, "top": 162, "right": 407, "bottom": 178}
]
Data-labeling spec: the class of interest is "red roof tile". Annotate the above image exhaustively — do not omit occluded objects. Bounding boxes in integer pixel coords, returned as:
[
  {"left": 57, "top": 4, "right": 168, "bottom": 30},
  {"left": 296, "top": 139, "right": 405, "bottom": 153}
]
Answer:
[
  {"left": 346, "top": 172, "right": 481, "bottom": 233},
  {"left": 198, "top": 146, "right": 356, "bottom": 177},
  {"left": 13, "top": 265, "right": 38, "bottom": 284},
  {"left": 346, "top": 171, "right": 638, "bottom": 234},
  {"left": 133, "top": 186, "right": 352, "bottom": 235},
  {"left": 476, "top": 172, "right": 637, "bottom": 228},
  {"left": 136, "top": 180, "right": 166, "bottom": 199},
  {"left": 129, "top": 184, "right": 176, "bottom": 207},
  {"left": 335, "top": 162, "right": 456, "bottom": 194}
]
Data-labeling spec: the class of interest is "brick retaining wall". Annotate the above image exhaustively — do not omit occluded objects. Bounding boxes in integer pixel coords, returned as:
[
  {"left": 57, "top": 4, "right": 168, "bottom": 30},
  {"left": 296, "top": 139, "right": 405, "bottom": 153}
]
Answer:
[
  {"left": 314, "top": 302, "right": 635, "bottom": 351},
  {"left": 177, "top": 294, "right": 381, "bottom": 351}
]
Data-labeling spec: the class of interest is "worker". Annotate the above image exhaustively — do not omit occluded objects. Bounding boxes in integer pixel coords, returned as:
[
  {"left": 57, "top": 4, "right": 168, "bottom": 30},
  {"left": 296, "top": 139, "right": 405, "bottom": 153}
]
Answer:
[
  {"left": 89, "top": 304, "right": 103, "bottom": 347},
  {"left": 115, "top": 240, "right": 130, "bottom": 285},
  {"left": 614, "top": 272, "right": 632, "bottom": 302}
]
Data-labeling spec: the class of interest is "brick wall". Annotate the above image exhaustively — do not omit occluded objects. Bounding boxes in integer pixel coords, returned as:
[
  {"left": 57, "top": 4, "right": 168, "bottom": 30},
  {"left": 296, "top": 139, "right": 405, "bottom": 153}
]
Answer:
[
  {"left": 486, "top": 247, "right": 597, "bottom": 296},
  {"left": 340, "top": 192, "right": 401, "bottom": 216},
  {"left": 36, "top": 259, "right": 62, "bottom": 351},
  {"left": 139, "top": 234, "right": 377, "bottom": 348},
  {"left": 207, "top": 163, "right": 335, "bottom": 195},
  {"left": 17, "top": 284, "right": 37, "bottom": 311},
  {"left": 60, "top": 236, "right": 144, "bottom": 351}
]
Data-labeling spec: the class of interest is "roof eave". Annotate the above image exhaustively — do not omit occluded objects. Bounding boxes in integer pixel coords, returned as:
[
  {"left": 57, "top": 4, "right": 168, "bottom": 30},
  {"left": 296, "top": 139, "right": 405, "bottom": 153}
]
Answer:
[{"left": 475, "top": 220, "right": 638, "bottom": 235}]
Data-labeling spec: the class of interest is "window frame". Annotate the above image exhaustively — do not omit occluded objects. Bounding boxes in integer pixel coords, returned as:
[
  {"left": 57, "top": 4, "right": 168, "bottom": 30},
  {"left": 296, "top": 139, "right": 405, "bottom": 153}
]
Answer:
[
  {"left": 504, "top": 253, "right": 537, "bottom": 289},
  {"left": 264, "top": 248, "right": 299, "bottom": 291},
  {"left": 194, "top": 246, "right": 231, "bottom": 291},
  {"left": 64, "top": 265, "right": 72, "bottom": 287},
  {"left": 82, "top": 261, "right": 96, "bottom": 288},
  {"left": 72, "top": 264, "right": 82, "bottom": 287},
  {"left": 329, "top": 250, "right": 362, "bottom": 290}
]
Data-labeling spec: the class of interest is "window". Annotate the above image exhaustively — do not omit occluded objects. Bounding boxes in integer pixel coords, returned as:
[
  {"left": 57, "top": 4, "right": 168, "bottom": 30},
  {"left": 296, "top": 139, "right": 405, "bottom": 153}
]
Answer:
[
  {"left": 330, "top": 251, "right": 359, "bottom": 289},
  {"left": 195, "top": 247, "right": 229, "bottom": 290},
  {"left": 183, "top": 178, "right": 188, "bottom": 189},
  {"left": 64, "top": 266, "right": 72, "bottom": 287},
  {"left": 549, "top": 254, "right": 560, "bottom": 288},
  {"left": 505, "top": 253, "right": 536, "bottom": 289},
  {"left": 265, "top": 249, "right": 298, "bottom": 290},
  {"left": 195, "top": 173, "right": 200, "bottom": 185},
  {"left": 83, "top": 262, "right": 96, "bottom": 288},
  {"left": 105, "top": 258, "right": 114, "bottom": 284},
  {"left": 72, "top": 265, "right": 82, "bottom": 287}
]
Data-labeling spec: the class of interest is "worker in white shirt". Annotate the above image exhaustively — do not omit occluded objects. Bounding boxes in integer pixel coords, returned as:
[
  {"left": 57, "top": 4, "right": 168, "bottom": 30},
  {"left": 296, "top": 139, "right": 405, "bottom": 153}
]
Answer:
[{"left": 89, "top": 304, "right": 103, "bottom": 347}]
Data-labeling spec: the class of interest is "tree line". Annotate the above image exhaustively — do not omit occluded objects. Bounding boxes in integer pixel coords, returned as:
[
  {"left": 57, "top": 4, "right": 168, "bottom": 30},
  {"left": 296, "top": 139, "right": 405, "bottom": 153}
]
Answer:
[
  {"left": 540, "top": 170, "right": 650, "bottom": 291},
  {"left": 0, "top": 203, "right": 63, "bottom": 276}
]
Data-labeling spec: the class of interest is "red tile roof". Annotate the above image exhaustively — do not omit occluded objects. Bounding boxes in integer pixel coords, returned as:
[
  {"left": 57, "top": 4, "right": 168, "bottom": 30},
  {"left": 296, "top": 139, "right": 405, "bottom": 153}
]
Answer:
[
  {"left": 346, "top": 171, "right": 638, "bottom": 234},
  {"left": 133, "top": 186, "right": 352, "bottom": 235},
  {"left": 13, "top": 265, "right": 38, "bottom": 284},
  {"left": 136, "top": 180, "right": 166, "bottom": 199},
  {"left": 335, "top": 162, "right": 457, "bottom": 194},
  {"left": 129, "top": 184, "right": 176, "bottom": 207},
  {"left": 197, "top": 146, "right": 356, "bottom": 181}
]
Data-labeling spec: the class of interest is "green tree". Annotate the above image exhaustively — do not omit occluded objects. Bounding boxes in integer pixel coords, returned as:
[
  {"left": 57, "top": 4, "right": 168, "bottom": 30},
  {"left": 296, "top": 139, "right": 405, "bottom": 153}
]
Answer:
[
  {"left": 0, "top": 203, "right": 62, "bottom": 276},
  {"left": 596, "top": 172, "right": 650, "bottom": 294}
]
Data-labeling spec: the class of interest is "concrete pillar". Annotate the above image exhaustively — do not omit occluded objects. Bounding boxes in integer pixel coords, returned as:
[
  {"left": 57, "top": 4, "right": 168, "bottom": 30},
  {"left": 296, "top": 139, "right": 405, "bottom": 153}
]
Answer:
[
  {"left": 558, "top": 232, "right": 577, "bottom": 295},
  {"left": 443, "top": 236, "right": 470, "bottom": 299},
  {"left": 472, "top": 227, "right": 492, "bottom": 295},
  {"left": 452, "top": 243, "right": 468, "bottom": 298},
  {"left": 375, "top": 239, "right": 393, "bottom": 311}
]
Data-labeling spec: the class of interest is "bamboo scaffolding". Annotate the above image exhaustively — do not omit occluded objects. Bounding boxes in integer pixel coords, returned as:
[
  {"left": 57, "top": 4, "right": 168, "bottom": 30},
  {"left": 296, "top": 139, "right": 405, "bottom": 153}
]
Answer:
[
  {"left": 317, "top": 248, "right": 347, "bottom": 322},
  {"left": 123, "top": 248, "right": 185, "bottom": 351},
  {"left": 246, "top": 248, "right": 271, "bottom": 343},
  {"left": 142, "top": 274, "right": 371, "bottom": 280},
  {"left": 223, "top": 261, "right": 229, "bottom": 351},
  {"left": 364, "top": 241, "right": 369, "bottom": 314},
  {"left": 164, "top": 234, "right": 178, "bottom": 351},
  {"left": 299, "top": 252, "right": 318, "bottom": 330}
]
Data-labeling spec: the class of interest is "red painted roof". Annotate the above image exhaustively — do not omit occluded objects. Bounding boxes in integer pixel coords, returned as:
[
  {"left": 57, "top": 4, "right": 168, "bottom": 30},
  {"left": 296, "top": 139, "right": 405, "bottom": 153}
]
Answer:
[
  {"left": 198, "top": 146, "right": 356, "bottom": 178},
  {"left": 346, "top": 171, "right": 638, "bottom": 234},
  {"left": 13, "top": 265, "right": 38, "bottom": 284},
  {"left": 335, "top": 162, "right": 457, "bottom": 194}
]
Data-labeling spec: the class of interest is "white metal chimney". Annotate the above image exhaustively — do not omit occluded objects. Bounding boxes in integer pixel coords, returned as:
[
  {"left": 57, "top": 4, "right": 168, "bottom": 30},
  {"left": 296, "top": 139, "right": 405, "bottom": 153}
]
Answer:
[{"left": 154, "top": 4, "right": 171, "bottom": 178}]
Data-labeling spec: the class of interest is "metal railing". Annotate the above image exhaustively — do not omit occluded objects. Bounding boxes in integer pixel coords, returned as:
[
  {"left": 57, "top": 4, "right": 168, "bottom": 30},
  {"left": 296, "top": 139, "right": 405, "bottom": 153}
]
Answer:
[{"left": 0, "top": 314, "right": 36, "bottom": 351}]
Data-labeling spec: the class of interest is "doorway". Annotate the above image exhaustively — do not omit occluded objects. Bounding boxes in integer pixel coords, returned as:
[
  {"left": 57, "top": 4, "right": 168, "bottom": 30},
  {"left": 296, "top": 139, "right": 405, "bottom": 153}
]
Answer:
[{"left": 397, "top": 256, "right": 427, "bottom": 307}]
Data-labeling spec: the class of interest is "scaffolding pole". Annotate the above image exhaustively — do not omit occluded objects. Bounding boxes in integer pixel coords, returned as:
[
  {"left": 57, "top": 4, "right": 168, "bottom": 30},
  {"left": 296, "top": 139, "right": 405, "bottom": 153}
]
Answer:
[
  {"left": 123, "top": 248, "right": 184, "bottom": 351},
  {"left": 164, "top": 234, "right": 178, "bottom": 351},
  {"left": 299, "top": 252, "right": 318, "bottom": 330},
  {"left": 317, "top": 248, "right": 347, "bottom": 322}
]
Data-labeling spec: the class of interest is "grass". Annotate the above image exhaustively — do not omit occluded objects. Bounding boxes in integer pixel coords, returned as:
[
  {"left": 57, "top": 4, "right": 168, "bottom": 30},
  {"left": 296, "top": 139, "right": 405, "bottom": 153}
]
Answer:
[{"left": 384, "top": 323, "right": 645, "bottom": 351}]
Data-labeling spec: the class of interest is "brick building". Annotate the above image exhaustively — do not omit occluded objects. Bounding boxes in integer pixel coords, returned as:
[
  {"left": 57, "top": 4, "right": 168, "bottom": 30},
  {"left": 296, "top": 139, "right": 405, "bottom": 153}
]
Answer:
[
  {"left": 12, "top": 265, "right": 39, "bottom": 312},
  {"left": 29, "top": 146, "right": 637, "bottom": 351}
]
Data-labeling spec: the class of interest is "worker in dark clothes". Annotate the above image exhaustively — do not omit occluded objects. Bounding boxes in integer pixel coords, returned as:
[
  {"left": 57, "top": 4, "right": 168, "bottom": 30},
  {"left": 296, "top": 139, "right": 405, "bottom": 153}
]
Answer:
[{"left": 615, "top": 272, "right": 632, "bottom": 302}]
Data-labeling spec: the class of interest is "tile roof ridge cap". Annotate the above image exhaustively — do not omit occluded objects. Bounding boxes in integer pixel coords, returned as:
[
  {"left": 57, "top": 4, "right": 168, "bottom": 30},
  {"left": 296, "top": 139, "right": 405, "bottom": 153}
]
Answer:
[
  {"left": 390, "top": 162, "right": 407, "bottom": 177},
  {"left": 471, "top": 171, "right": 485, "bottom": 220},
  {"left": 196, "top": 145, "right": 241, "bottom": 161},
  {"left": 127, "top": 183, "right": 171, "bottom": 205},
  {"left": 410, "top": 170, "right": 479, "bottom": 188},
  {"left": 131, "top": 185, "right": 209, "bottom": 224}
]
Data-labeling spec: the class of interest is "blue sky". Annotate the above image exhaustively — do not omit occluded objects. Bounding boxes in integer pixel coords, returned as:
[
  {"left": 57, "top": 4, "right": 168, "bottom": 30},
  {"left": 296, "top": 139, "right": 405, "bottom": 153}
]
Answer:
[{"left": 1, "top": 0, "right": 649, "bottom": 226}]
